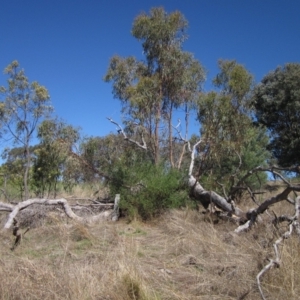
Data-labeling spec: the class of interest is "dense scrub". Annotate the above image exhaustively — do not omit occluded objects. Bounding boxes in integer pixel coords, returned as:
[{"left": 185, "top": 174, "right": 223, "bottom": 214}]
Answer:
[{"left": 109, "top": 163, "right": 193, "bottom": 220}]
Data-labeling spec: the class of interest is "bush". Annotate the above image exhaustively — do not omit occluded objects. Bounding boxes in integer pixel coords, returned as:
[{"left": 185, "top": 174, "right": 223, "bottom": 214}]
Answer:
[{"left": 109, "top": 162, "right": 191, "bottom": 220}]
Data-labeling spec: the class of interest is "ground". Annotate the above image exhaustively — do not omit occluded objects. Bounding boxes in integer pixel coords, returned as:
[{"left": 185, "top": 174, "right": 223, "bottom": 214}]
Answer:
[{"left": 0, "top": 195, "right": 300, "bottom": 300}]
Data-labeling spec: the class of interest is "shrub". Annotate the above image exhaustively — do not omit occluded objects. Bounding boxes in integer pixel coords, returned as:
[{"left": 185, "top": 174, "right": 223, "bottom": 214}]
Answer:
[{"left": 109, "top": 162, "right": 191, "bottom": 220}]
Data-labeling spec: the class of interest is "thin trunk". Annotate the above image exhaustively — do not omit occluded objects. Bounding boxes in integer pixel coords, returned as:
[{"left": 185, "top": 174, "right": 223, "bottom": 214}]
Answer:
[
  {"left": 24, "top": 143, "right": 30, "bottom": 200},
  {"left": 169, "top": 102, "right": 174, "bottom": 168},
  {"left": 54, "top": 180, "right": 57, "bottom": 198},
  {"left": 177, "top": 143, "right": 186, "bottom": 170},
  {"left": 154, "top": 87, "right": 162, "bottom": 165},
  {"left": 154, "top": 106, "right": 160, "bottom": 165},
  {"left": 177, "top": 104, "right": 189, "bottom": 169}
]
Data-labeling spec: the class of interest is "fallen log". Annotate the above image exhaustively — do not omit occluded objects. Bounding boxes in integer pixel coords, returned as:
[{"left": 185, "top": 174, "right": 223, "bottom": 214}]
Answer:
[{"left": 0, "top": 194, "right": 121, "bottom": 230}]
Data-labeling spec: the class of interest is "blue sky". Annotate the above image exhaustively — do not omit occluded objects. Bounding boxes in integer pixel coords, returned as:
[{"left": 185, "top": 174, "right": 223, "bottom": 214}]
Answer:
[{"left": 1, "top": 0, "right": 299, "bottom": 141}]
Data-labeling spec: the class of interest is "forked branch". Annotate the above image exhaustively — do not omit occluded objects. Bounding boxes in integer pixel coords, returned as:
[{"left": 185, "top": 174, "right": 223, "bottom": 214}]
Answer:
[
  {"left": 256, "top": 196, "right": 300, "bottom": 300},
  {"left": 107, "top": 117, "right": 147, "bottom": 150}
]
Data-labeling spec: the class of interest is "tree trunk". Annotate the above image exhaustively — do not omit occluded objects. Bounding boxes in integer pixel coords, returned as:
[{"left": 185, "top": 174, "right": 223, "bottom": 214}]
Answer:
[
  {"left": 24, "top": 142, "right": 30, "bottom": 200},
  {"left": 168, "top": 102, "right": 174, "bottom": 168}
]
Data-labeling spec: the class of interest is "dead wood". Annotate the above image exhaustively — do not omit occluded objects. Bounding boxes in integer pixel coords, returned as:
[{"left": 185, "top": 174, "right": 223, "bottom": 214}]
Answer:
[
  {"left": 256, "top": 196, "right": 300, "bottom": 300},
  {"left": 10, "top": 218, "right": 30, "bottom": 251},
  {"left": 0, "top": 194, "right": 121, "bottom": 230}
]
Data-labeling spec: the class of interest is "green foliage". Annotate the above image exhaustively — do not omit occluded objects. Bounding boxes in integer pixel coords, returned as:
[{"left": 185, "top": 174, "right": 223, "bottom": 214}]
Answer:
[
  {"left": 105, "top": 7, "right": 205, "bottom": 166},
  {"left": 80, "top": 134, "right": 152, "bottom": 183},
  {"left": 252, "top": 63, "right": 300, "bottom": 168},
  {"left": 213, "top": 59, "right": 253, "bottom": 104},
  {"left": 0, "top": 61, "right": 52, "bottom": 199},
  {"left": 199, "top": 126, "right": 269, "bottom": 196},
  {"left": 0, "top": 146, "right": 41, "bottom": 200},
  {"left": 197, "top": 60, "right": 270, "bottom": 196},
  {"left": 109, "top": 162, "right": 190, "bottom": 220},
  {"left": 0, "top": 148, "right": 26, "bottom": 199},
  {"left": 31, "top": 143, "right": 62, "bottom": 197},
  {"left": 31, "top": 119, "right": 81, "bottom": 196}
]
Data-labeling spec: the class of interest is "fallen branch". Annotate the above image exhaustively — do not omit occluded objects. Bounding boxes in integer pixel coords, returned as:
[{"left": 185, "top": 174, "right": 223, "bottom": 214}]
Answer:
[
  {"left": 256, "top": 196, "right": 300, "bottom": 300},
  {"left": 0, "top": 195, "right": 121, "bottom": 230},
  {"left": 187, "top": 139, "right": 245, "bottom": 217}
]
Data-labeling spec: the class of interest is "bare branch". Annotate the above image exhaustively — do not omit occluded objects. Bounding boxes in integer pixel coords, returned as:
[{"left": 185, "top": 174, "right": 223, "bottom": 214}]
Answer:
[
  {"left": 107, "top": 117, "right": 147, "bottom": 150},
  {"left": 216, "top": 181, "right": 228, "bottom": 200},
  {"left": 258, "top": 196, "right": 300, "bottom": 299},
  {"left": 234, "top": 220, "right": 251, "bottom": 233},
  {"left": 172, "top": 120, "right": 186, "bottom": 144},
  {"left": 257, "top": 206, "right": 297, "bottom": 300},
  {"left": 246, "top": 186, "right": 260, "bottom": 206},
  {"left": 0, "top": 202, "right": 15, "bottom": 212}
]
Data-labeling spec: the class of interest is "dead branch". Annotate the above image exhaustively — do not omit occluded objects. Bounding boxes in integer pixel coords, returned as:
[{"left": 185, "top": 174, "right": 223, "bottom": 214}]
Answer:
[
  {"left": 107, "top": 117, "right": 147, "bottom": 150},
  {"left": 73, "top": 203, "right": 113, "bottom": 208},
  {"left": 256, "top": 196, "right": 300, "bottom": 300},
  {"left": 0, "top": 202, "right": 15, "bottom": 212},
  {"left": 172, "top": 123, "right": 243, "bottom": 217},
  {"left": 186, "top": 139, "right": 245, "bottom": 217},
  {"left": 230, "top": 165, "right": 299, "bottom": 197},
  {"left": 0, "top": 195, "right": 121, "bottom": 230},
  {"left": 187, "top": 140, "right": 300, "bottom": 228}
]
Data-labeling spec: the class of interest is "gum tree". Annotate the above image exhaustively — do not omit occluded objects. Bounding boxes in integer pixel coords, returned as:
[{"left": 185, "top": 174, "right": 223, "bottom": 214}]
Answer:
[
  {"left": 0, "top": 61, "right": 52, "bottom": 199},
  {"left": 104, "top": 7, "right": 205, "bottom": 167},
  {"left": 197, "top": 60, "right": 270, "bottom": 197},
  {"left": 252, "top": 63, "right": 300, "bottom": 169},
  {"left": 32, "top": 119, "right": 81, "bottom": 196}
]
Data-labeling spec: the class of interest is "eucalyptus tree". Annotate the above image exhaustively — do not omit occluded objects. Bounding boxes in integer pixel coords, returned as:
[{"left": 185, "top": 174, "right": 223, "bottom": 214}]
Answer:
[
  {"left": 197, "top": 60, "right": 269, "bottom": 196},
  {"left": 104, "top": 7, "right": 205, "bottom": 167},
  {"left": 252, "top": 63, "right": 300, "bottom": 169},
  {"left": 0, "top": 61, "right": 52, "bottom": 199},
  {"left": 1, "top": 146, "right": 38, "bottom": 199},
  {"left": 80, "top": 133, "right": 150, "bottom": 183},
  {"left": 32, "top": 119, "right": 80, "bottom": 196}
]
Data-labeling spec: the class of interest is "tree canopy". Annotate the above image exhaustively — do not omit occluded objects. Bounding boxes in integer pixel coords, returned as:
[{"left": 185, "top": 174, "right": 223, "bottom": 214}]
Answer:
[
  {"left": 104, "top": 7, "right": 205, "bottom": 167},
  {"left": 0, "top": 61, "right": 52, "bottom": 199},
  {"left": 197, "top": 60, "right": 269, "bottom": 196},
  {"left": 252, "top": 63, "right": 300, "bottom": 168}
]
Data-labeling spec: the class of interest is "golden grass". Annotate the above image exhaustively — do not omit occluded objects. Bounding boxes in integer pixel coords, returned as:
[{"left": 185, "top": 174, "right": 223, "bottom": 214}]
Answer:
[{"left": 0, "top": 196, "right": 299, "bottom": 300}]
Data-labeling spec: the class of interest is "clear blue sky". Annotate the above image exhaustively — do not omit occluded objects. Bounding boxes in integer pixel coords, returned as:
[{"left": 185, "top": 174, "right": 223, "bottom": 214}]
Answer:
[{"left": 1, "top": 0, "right": 299, "bottom": 140}]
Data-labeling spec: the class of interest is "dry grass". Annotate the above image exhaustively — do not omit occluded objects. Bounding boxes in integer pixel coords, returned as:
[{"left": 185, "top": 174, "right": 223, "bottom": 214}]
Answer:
[
  {"left": 57, "top": 183, "right": 109, "bottom": 201},
  {"left": 0, "top": 195, "right": 300, "bottom": 299}
]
